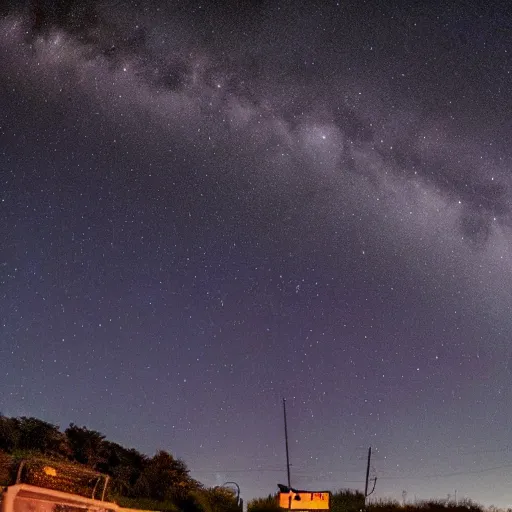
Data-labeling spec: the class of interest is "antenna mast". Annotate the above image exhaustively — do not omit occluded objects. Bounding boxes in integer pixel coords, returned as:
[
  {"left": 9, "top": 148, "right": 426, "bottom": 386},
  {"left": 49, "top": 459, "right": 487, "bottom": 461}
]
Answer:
[{"left": 283, "top": 398, "right": 291, "bottom": 488}]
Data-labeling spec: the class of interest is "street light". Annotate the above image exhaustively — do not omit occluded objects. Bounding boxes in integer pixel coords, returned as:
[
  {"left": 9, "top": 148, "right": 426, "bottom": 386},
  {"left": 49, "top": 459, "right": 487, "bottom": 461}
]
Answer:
[
  {"left": 222, "top": 482, "right": 240, "bottom": 503},
  {"left": 214, "top": 482, "right": 243, "bottom": 511}
]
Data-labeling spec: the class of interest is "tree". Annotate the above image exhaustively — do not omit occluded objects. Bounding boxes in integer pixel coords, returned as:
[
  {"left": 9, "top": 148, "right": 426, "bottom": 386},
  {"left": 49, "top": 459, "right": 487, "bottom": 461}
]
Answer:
[
  {"left": 134, "top": 450, "right": 199, "bottom": 503},
  {"left": 177, "top": 489, "right": 214, "bottom": 512},
  {"left": 0, "top": 415, "right": 20, "bottom": 452},
  {"left": 0, "top": 450, "right": 14, "bottom": 485},
  {"left": 203, "top": 487, "right": 239, "bottom": 512},
  {"left": 247, "top": 495, "right": 281, "bottom": 512},
  {"left": 100, "top": 441, "right": 148, "bottom": 498},
  {"left": 331, "top": 489, "right": 365, "bottom": 512},
  {"left": 17, "top": 417, "right": 66, "bottom": 455},
  {"left": 65, "top": 424, "right": 106, "bottom": 468}
]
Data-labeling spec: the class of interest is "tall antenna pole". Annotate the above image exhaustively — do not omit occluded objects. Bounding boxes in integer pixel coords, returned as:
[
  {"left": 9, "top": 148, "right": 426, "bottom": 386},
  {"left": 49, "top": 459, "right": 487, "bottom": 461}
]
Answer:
[
  {"left": 283, "top": 398, "right": 291, "bottom": 488},
  {"left": 364, "top": 446, "right": 371, "bottom": 502}
]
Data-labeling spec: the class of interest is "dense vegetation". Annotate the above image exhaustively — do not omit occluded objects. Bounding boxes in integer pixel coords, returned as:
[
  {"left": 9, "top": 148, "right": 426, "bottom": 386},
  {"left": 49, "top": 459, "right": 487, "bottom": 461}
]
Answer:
[
  {"left": 247, "top": 491, "right": 494, "bottom": 512},
  {"left": 0, "top": 416, "right": 506, "bottom": 512},
  {"left": 0, "top": 415, "right": 239, "bottom": 512}
]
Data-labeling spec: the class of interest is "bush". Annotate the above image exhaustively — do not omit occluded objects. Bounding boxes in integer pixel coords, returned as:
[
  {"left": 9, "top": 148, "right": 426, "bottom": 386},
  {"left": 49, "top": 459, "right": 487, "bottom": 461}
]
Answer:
[{"left": 247, "top": 495, "right": 280, "bottom": 512}]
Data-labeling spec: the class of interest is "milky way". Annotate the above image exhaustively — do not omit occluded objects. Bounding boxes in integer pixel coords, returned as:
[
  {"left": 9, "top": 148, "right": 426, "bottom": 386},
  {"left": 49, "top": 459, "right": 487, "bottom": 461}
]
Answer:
[{"left": 1, "top": 0, "right": 512, "bottom": 507}]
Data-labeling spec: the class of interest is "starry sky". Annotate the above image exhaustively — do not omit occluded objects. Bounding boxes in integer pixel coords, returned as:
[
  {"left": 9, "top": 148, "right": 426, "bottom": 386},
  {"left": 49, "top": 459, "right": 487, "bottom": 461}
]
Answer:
[{"left": 1, "top": 0, "right": 512, "bottom": 507}]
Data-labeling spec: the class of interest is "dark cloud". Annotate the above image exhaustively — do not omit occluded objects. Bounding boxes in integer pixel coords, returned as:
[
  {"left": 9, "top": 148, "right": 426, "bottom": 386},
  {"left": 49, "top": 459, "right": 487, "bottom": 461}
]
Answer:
[
  {"left": 459, "top": 210, "right": 494, "bottom": 248},
  {"left": 26, "top": 0, "right": 100, "bottom": 36}
]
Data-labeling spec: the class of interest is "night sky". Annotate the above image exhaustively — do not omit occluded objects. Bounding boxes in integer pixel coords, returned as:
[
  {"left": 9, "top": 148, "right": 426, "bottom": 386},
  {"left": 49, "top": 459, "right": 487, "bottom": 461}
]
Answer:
[{"left": 1, "top": 0, "right": 512, "bottom": 507}]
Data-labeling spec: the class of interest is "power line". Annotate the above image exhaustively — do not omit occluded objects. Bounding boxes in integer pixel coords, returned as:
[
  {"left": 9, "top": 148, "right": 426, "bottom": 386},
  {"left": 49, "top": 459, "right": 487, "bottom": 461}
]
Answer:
[
  {"left": 191, "top": 462, "right": 512, "bottom": 481},
  {"left": 377, "top": 463, "right": 512, "bottom": 480},
  {"left": 191, "top": 468, "right": 286, "bottom": 473},
  {"left": 191, "top": 467, "right": 364, "bottom": 476}
]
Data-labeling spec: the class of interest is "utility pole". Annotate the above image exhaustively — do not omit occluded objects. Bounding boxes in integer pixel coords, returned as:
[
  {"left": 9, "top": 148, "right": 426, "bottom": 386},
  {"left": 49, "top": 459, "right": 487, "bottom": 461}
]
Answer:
[
  {"left": 364, "top": 447, "right": 371, "bottom": 500},
  {"left": 364, "top": 446, "right": 377, "bottom": 507},
  {"left": 283, "top": 398, "right": 291, "bottom": 488},
  {"left": 283, "top": 398, "right": 292, "bottom": 512}
]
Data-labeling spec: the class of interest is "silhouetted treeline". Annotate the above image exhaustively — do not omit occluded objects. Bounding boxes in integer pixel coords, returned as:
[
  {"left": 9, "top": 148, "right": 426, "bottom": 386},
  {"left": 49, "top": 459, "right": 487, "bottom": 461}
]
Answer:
[
  {"left": 0, "top": 416, "right": 502, "bottom": 512},
  {"left": 0, "top": 415, "right": 239, "bottom": 512}
]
